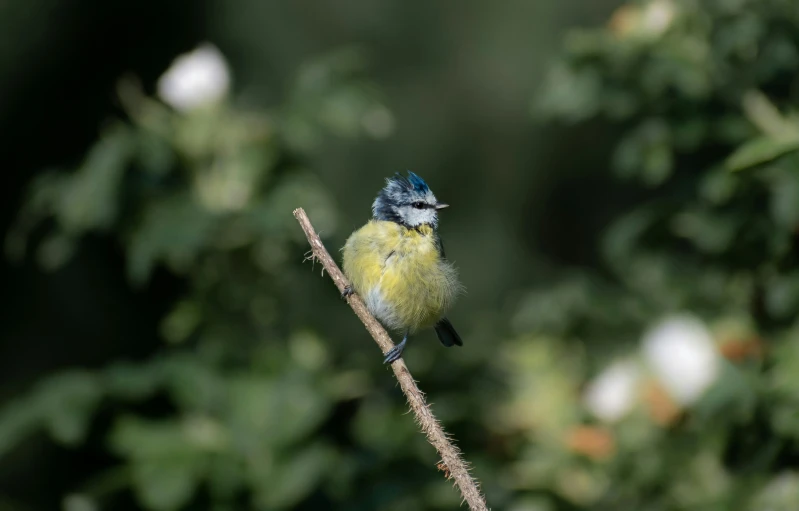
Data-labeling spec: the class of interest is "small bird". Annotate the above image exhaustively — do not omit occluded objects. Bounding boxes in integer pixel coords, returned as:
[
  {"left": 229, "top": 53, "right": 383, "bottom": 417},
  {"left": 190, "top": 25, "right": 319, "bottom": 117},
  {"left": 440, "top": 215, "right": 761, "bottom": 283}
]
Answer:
[{"left": 342, "top": 171, "right": 463, "bottom": 363}]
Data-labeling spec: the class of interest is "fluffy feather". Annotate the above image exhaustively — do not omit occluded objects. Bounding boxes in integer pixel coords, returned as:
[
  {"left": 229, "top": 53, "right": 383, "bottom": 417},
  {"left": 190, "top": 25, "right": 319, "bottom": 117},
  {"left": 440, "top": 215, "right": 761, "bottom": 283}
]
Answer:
[{"left": 343, "top": 221, "right": 461, "bottom": 332}]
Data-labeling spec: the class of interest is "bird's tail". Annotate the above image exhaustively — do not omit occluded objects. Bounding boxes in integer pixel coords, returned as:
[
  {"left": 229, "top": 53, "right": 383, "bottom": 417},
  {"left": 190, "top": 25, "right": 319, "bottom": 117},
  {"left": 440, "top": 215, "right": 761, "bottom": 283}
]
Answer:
[{"left": 434, "top": 317, "right": 463, "bottom": 347}]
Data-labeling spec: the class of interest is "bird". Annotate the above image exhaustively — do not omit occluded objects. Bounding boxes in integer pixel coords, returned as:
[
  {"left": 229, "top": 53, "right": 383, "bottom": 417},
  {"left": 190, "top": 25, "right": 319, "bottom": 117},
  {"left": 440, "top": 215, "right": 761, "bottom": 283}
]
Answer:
[{"left": 342, "top": 171, "right": 463, "bottom": 364}]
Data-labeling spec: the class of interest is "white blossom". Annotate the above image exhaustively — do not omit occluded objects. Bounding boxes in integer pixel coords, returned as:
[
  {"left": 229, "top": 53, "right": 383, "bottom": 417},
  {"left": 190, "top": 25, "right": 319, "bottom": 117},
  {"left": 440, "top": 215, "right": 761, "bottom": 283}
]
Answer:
[
  {"left": 641, "top": 0, "right": 676, "bottom": 37},
  {"left": 584, "top": 359, "right": 641, "bottom": 422},
  {"left": 642, "top": 315, "right": 720, "bottom": 405},
  {"left": 157, "top": 43, "right": 230, "bottom": 112}
]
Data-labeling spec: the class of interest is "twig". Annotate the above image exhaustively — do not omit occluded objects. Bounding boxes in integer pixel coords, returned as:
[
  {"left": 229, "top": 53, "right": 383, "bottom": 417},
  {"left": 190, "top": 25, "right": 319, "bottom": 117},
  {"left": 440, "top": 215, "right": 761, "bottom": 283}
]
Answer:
[{"left": 293, "top": 208, "right": 489, "bottom": 511}]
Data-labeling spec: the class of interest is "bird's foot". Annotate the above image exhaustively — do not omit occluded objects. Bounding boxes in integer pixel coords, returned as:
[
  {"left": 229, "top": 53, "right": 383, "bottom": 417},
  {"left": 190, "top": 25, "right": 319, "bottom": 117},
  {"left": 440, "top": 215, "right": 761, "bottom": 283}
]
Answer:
[
  {"left": 383, "top": 338, "right": 407, "bottom": 364},
  {"left": 341, "top": 285, "right": 354, "bottom": 299}
]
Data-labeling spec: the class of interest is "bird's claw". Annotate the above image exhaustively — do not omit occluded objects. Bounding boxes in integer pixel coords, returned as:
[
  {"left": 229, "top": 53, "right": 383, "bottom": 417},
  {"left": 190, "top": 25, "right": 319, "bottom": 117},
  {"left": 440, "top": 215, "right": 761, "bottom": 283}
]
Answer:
[
  {"left": 383, "top": 338, "right": 407, "bottom": 364},
  {"left": 341, "top": 285, "right": 354, "bottom": 299}
]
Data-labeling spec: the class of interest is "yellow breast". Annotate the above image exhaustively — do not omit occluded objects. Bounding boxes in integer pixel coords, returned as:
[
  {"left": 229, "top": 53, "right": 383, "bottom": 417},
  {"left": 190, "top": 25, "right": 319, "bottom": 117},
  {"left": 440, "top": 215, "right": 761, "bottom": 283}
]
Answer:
[{"left": 342, "top": 221, "right": 460, "bottom": 332}]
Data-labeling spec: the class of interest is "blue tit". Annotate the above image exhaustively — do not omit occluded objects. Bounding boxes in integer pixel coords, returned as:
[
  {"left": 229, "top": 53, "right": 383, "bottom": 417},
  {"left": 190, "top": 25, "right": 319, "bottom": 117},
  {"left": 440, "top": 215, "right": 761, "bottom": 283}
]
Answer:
[{"left": 342, "top": 171, "right": 464, "bottom": 364}]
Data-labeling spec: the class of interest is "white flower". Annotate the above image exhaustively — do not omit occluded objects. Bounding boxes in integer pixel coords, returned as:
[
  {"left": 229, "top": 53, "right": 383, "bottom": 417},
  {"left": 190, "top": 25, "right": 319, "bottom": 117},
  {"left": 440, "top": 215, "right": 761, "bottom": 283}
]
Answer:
[
  {"left": 641, "top": 0, "right": 676, "bottom": 37},
  {"left": 609, "top": 0, "right": 677, "bottom": 40},
  {"left": 157, "top": 43, "right": 230, "bottom": 112},
  {"left": 642, "top": 315, "right": 720, "bottom": 405},
  {"left": 584, "top": 359, "right": 641, "bottom": 422}
]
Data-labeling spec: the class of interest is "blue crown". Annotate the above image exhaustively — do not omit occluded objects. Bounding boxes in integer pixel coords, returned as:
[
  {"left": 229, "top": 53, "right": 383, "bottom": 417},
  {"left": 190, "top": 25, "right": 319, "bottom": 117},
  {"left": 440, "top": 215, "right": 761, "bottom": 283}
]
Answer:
[
  {"left": 387, "top": 171, "right": 429, "bottom": 194},
  {"left": 372, "top": 171, "right": 433, "bottom": 222},
  {"left": 406, "top": 171, "right": 429, "bottom": 193}
]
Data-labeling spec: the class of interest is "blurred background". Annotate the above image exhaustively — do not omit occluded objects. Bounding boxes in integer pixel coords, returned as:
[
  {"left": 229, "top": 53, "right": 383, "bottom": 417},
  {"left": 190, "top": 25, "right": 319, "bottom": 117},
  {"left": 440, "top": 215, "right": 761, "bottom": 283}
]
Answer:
[{"left": 3, "top": 0, "right": 799, "bottom": 509}]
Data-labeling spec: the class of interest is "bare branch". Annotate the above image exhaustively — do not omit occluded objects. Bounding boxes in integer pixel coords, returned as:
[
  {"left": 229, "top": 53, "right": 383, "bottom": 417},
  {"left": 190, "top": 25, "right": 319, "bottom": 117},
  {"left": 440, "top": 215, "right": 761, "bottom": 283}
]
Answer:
[{"left": 293, "top": 208, "right": 489, "bottom": 511}]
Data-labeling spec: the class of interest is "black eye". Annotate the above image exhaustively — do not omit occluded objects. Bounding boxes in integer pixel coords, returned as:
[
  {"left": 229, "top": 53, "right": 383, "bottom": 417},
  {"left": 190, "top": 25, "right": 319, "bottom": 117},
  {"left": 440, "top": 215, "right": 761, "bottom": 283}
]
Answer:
[{"left": 412, "top": 202, "right": 426, "bottom": 209}]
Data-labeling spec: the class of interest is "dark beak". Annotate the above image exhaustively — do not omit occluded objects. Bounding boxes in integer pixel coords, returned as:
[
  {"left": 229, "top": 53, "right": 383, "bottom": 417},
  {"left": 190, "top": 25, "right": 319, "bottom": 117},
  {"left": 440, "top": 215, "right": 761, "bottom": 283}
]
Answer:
[{"left": 435, "top": 203, "right": 450, "bottom": 210}]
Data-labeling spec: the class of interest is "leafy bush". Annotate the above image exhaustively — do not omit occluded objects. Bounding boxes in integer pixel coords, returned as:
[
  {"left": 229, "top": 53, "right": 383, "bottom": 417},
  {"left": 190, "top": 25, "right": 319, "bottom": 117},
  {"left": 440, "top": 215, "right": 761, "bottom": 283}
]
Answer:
[
  {"left": 6, "top": 1, "right": 799, "bottom": 510},
  {"left": 3, "top": 46, "right": 398, "bottom": 511},
  {"left": 491, "top": 0, "right": 799, "bottom": 509}
]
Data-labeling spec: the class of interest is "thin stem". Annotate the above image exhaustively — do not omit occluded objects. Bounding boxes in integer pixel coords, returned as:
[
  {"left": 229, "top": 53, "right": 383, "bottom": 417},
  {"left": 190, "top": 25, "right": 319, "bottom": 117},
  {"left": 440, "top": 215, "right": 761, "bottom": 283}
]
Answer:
[{"left": 293, "top": 207, "right": 489, "bottom": 511}]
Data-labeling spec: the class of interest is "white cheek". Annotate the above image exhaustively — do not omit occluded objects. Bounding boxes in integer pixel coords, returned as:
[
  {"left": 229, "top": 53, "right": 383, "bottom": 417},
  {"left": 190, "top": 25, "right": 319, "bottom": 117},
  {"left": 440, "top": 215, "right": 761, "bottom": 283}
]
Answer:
[
  {"left": 399, "top": 206, "right": 438, "bottom": 226},
  {"left": 413, "top": 210, "right": 436, "bottom": 225}
]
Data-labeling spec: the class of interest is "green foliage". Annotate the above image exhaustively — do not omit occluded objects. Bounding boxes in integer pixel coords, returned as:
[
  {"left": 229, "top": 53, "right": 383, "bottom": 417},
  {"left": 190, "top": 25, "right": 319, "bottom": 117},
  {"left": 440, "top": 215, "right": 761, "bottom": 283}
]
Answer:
[
  {"left": 492, "top": 0, "right": 799, "bottom": 509},
  {"left": 2, "top": 48, "right": 398, "bottom": 510},
  {"left": 6, "top": 1, "right": 799, "bottom": 509}
]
